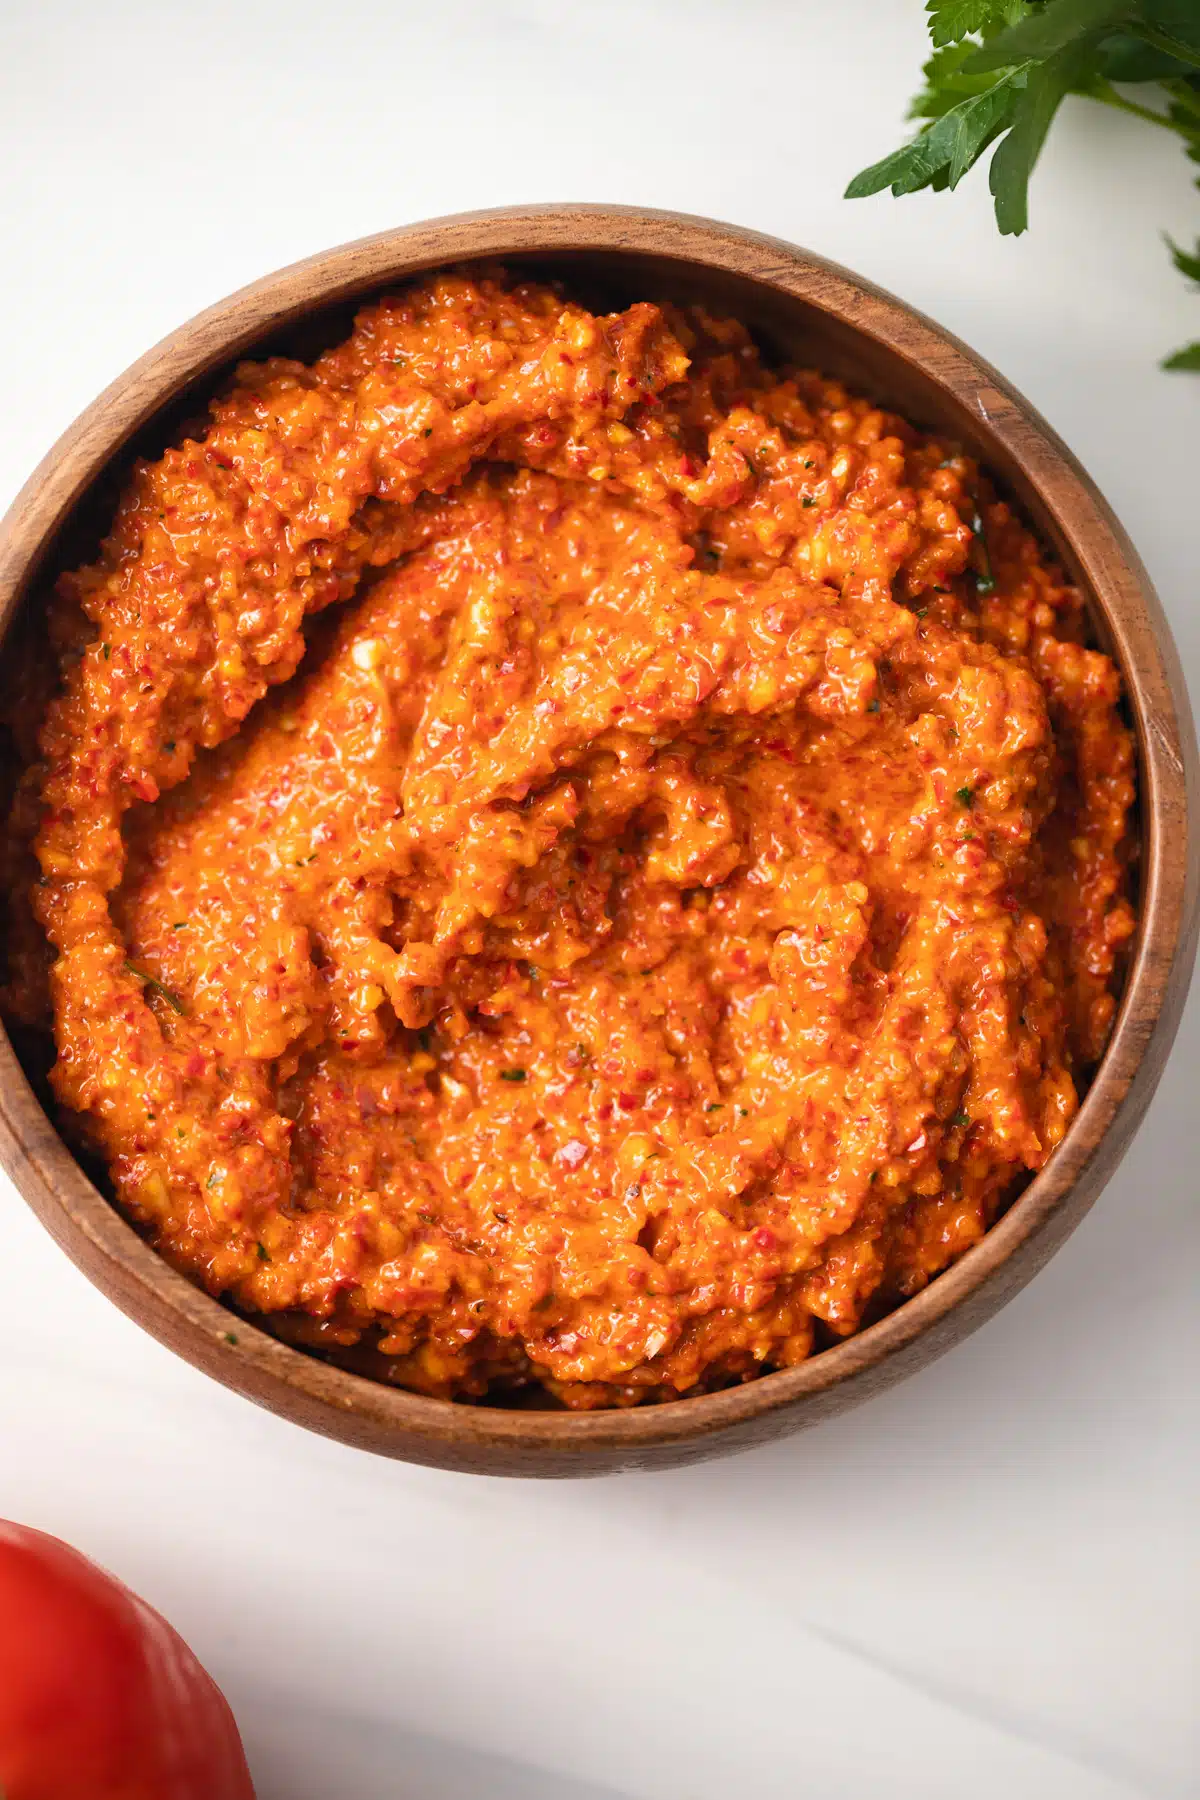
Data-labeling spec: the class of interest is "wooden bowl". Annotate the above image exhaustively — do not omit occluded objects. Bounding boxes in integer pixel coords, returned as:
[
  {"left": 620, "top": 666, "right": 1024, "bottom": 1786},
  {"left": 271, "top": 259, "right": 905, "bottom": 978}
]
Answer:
[{"left": 1, "top": 206, "right": 1195, "bottom": 1477}]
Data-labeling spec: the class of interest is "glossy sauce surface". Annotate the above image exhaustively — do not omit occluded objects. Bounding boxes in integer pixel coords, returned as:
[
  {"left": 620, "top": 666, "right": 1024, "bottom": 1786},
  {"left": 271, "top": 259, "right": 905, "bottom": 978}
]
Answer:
[{"left": 2, "top": 274, "right": 1135, "bottom": 1406}]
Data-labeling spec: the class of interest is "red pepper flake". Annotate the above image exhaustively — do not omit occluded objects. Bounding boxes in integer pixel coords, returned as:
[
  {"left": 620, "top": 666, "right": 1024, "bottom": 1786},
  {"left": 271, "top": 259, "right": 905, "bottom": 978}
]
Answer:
[
  {"left": 753, "top": 1228, "right": 776, "bottom": 1251},
  {"left": 617, "top": 1092, "right": 638, "bottom": 1111}
]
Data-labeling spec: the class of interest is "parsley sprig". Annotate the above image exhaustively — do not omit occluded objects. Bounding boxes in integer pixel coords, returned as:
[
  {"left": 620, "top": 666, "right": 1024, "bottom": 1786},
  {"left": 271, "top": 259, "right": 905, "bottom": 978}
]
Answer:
[{"left": 846, "top": 1, "right": 1200, "bottom": 368}]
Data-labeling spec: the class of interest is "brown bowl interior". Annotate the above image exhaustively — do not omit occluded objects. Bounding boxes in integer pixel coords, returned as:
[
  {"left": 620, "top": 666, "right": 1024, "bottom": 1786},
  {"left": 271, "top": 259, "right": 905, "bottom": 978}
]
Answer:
[{"left": 0, "top": 207, "right": 1195, "bottom": 1477}]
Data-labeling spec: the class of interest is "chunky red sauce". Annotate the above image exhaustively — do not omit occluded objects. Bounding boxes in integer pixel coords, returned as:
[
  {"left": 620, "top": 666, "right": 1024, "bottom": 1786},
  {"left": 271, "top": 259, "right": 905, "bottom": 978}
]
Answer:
[{"left": 1, "top": 273, "right": 1135, "bottom": 1406}]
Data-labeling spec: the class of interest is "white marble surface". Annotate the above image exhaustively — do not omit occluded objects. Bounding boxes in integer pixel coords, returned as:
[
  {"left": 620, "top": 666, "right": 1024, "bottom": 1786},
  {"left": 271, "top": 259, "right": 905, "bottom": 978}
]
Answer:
[{"left": 0, "top": 3, "right": 1196, "bottom": 1796}]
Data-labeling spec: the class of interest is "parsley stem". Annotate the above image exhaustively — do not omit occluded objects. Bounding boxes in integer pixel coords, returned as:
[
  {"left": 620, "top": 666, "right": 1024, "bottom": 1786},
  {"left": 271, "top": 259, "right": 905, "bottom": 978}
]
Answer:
[
  {"left": 1132, "top": 24, "right": 1200, "bottom": 76},
  {"left": 1085, "top": 80, "right": 1175, "bottom": 134},
  {"left": 1164, "top": 80, "right": 1200, "bottom": 124}
]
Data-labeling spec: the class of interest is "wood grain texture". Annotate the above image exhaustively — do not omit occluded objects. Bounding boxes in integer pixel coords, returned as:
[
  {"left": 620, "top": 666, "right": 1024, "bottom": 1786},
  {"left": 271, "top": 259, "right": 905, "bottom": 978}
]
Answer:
[{"left": 1, "top": 205, "right": 1195, "bottom": 1477}]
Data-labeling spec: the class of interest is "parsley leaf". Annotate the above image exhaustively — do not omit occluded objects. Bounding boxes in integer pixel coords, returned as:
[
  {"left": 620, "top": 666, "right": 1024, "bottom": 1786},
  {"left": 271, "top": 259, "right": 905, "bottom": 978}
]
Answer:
[
  {"left": 909, "top": 41, "right": 1012, "bottom": 122},
  {"left": 990, "top": 37, "right": 1100, "bottom": 232},
  {"left": 1163, "top": 235, "right": 1200, "bottom": 364},
  {"left": 927, "top": 2, "right": 1016, "bottom": 48},
  {"left": 845, "top": 74, "right": 1024, "bottom": 199},
  {"left": 847, "top": 0, "right": 1200, "bottom": 366},
  {"left": 966, "top": 0, "right": 1132, "bottom": 74},
  {"left": 1167, "top": 235, "right": 1200, "bottom": 285},
  {"left": 1094, "top": 31, "right": 1194, "bottom": 82}
]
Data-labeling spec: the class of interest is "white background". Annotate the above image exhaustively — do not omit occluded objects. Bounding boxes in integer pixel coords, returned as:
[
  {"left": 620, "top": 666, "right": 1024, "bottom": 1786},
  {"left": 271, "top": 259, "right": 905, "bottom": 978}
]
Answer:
[{"left": 0, "top": 4, "right": 1196, "bottom": 1797}]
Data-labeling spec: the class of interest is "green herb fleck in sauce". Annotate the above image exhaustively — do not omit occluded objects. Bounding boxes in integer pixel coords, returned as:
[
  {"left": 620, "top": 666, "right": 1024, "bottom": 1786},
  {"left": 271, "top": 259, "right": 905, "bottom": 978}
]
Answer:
[{"left": 124, "top": 961, "right": 185, "bottom": 1013}]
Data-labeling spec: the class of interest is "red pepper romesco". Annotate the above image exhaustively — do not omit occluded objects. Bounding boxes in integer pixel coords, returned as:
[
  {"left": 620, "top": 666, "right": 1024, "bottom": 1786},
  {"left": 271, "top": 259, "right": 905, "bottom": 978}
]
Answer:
[{"left": 1, "top": 271, "right": 1136, "bottom": 1407}]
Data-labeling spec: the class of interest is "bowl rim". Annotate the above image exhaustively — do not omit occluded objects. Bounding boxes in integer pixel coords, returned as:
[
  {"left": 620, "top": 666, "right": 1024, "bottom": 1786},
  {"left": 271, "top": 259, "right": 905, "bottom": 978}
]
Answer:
[{"left": 1, "top": 203, "right": 1196, "bottom": 1475}]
